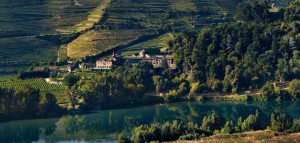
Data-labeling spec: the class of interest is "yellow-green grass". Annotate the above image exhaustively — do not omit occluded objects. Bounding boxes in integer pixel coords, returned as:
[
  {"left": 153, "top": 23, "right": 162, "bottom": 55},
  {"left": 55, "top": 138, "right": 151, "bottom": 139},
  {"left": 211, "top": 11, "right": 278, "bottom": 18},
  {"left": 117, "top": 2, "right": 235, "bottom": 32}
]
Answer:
[
  {"left": 0, "top": 74, "right": 17, "bottom": 82},
  {"left": 58, "top": 45, "right": 68, "bottom": 62},
  {"left": 171, "top": 0, "right": 197, "bottom": 12},
  {"left": 51, "top": 90, "right": 69, "bottom": 105},
  {"left": 119, "top": 33, "right": 175, "bottom": 56},
  {"left": 61, "top": 0, "right": 111, "bottom": 33},
  {"left": 67, "top": 30, "right": 149, "bottom": 58}
]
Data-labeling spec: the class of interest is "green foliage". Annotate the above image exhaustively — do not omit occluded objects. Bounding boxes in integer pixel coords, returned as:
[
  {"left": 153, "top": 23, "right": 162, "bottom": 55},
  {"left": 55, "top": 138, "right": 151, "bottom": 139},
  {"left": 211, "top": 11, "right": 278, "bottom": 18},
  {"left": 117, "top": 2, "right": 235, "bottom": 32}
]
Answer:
[
  {"left": 50, "top": 71, "right": 59, "bottom": 78},
  {"left": 0, "top": 86, "right": 64, "bottom": 121},
  {"left": 289, "top": 118, "right": 300, "bottom": 133},
  {"left": 117, "top": 132, "right": 131, "bottom": 143},
  {"left": 0, "top": 78, "right": 66, "bottom": 93},
  {"left": 201, "top": 111, "right": 222, "bottom": 134},
  {"left": 40, "top": 92, "right": 61, "bottom": 115},
  {"left": 235, "top": 0, "right": 271, "bottom": 22},
  {"left": 168, "top": 0, "right": 300, "bottom": 95},
  {"left": 18, "top": 71, "right": 49, "bottom": 79},
  {"left": 284, "top": 0, "right": 300, "bottom": 21},
  {"left": 63, "top": 74, "right": 79, "bottom": 88},
  {"left": 120, "top": 107, "right": 300, "bottom": 143},
  {"left": 127, "top": 120, "right": 202, "bottom": 143},
  {"left": 131, "top": 124, "right": 162, "bottom": 143},
  {"left": 70, "top": 63, "right": 157, "bottom": 110},
  {"left": 287, "top": 79, "right": 300, "bottom": 99},
  {"left": 235, "top": 110, "right": 261, "bottom": 132},
  {"left": 270, "top": 112, "right": 293, "bottom": 132},
  {"left": 220, "top": 121, "right": 235, "bottom": 134}
]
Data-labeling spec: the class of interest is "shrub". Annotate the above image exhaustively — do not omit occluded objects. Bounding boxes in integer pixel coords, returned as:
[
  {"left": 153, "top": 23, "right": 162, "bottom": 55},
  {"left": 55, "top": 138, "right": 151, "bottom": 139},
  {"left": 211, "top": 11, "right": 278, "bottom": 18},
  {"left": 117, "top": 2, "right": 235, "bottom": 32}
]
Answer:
[
  {"left": 270, "top": 112, "right": 293, "bottom": 132},
  {"left": 287, "top": 79, "right": 300, "bottom": 99},
  {"left": 18, "top": 71, "right": 49, "bottom": 79}
]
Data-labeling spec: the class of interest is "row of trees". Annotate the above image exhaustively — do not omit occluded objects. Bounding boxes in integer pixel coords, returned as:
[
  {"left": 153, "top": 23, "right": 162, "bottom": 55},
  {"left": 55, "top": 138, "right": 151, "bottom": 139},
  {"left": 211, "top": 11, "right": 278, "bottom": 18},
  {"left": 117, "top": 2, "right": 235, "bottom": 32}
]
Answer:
[
  {"left": 0, "top": 87, "right": 62, "bottom": 121},
  {"left": 118, "top": 110, "right": 300, "bottom": 143},
  {"left": 249, "top": 79, "right": 300, "bottom": 101}
]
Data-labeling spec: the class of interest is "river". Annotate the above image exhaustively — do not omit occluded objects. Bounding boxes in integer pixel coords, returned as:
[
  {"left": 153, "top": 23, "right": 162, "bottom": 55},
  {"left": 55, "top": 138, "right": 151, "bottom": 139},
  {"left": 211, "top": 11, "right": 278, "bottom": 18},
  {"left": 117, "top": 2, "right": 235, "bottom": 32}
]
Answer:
[{"left": 0, "top": 100, "right": 299, "bottom": 143}]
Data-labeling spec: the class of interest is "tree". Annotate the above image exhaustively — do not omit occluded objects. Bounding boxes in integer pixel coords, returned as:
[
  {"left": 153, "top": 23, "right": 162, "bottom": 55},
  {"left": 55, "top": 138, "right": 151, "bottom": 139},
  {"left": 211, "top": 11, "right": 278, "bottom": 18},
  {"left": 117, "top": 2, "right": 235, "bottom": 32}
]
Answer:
[
  {"left": 201, "top": 111, "right": 222, "bottom": 134},
  {"left": 50, "top": 71, "right": 58, "bottom": 78},
  {"left": 131, "top": 125, "right": 148, "bottom": 143},
  {"left": 220, "top": 121, "right": 235, "bottom": 134},
  {"left": 236, "top": 117, "right": 243, "bottom": 133},
  {"left": 235, "top": 1, "right": 271, "bottom": 22},
  {"left": 287, "top": 79, "right": 300, "bottom": 99},
  {"left": 178, "top": 81, "right": 189, "bottom": 96},
  {"left": 241, "top": 110, "right": 261, "bottom": 131},
  {"left": 160, "top": 58, "right": 169, "bottom": 70},
  {"left": 117, "top": 132, "right": 131, "bottom": 143},
  {"left": 275, "top": 58, "right": 290, "bottom": 82},
  {"left": 289, "top": 50, "right": 300, "bottom": 78},
  {"left": 63, "top": 74, "right": 79, "bottom": 87},
  {"left": 270, "top": 112, "right": 293, "bottom": 132},
  {"left": 40, "top": 92, "right": 59, "bottom": 115}
]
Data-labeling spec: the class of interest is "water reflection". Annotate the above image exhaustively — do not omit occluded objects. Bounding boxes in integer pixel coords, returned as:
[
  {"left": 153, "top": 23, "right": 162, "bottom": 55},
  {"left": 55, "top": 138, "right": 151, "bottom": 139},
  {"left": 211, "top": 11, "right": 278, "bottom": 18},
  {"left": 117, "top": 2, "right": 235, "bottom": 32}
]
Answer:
[{"left": 0, "top": 101, "right": 299, "bottom": 142}]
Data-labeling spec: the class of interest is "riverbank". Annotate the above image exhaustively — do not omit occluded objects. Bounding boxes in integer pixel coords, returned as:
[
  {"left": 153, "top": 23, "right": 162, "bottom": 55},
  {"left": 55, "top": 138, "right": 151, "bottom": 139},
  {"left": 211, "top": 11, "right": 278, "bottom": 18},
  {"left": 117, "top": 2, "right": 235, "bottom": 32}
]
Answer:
[
  {"left": 173, "top": 131, "right": 300, "bottom": 143},
  {"left": 2, "top": 100, "right": 300, "bottom": 142}
]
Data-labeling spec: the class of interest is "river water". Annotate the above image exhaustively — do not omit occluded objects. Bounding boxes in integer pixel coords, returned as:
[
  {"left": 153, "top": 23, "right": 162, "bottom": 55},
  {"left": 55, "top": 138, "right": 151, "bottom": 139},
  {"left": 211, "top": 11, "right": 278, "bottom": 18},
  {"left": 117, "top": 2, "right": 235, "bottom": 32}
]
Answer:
[{"left": 0, "top": 100, "right": 299, "bottom": 143}]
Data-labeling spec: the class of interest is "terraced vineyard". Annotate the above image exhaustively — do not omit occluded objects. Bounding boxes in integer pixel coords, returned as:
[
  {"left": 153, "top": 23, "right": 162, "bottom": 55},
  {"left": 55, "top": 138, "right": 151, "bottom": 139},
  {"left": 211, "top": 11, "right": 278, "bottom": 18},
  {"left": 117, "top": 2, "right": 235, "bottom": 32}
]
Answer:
[
  {"left": 61, "top": 0, "right": 110, "bottom": 33},
  {"left": 0, "top": 0, "right": 104, "bottom": 36},
  {"left": 68, "top": 0, "right": 247, "bottom": 59},
  {"left": 0, "top": 37, "right": 58, "bottom": 63},
  {"left": 3, "top": 0, "right": 285, "bottom": 63},
  {"left": 0, "top": 78, "right": 66, "bottom": 92},
  {"left": 0, "top": 0, "right": 104, "bottom": 63}
]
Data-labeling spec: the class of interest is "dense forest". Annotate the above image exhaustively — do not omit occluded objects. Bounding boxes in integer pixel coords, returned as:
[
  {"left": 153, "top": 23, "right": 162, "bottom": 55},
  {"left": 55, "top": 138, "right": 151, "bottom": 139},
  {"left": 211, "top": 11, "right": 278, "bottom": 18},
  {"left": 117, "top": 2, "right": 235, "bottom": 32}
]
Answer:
[{"left": 169, "top": 0, "right": 300, "bottom": 93}]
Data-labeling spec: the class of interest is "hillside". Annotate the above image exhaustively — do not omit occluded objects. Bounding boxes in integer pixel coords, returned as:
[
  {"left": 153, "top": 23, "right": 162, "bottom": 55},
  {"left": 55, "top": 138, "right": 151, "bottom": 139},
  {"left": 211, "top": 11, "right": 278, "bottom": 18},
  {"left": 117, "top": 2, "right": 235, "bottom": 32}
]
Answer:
[
  {"left": 174, "top": 131, "right": 300, "bottom": 143},
  {"left": 0, "top": 0, "right": 104, "bottom": 63},
  {"left": 67, "top": 0, "right": 247, "bottom": 59},
  {"left": 0, "top": 0, "right": 249, "bottom": 64},
  {"left": 1, "top": 0, "right": 295, "bottom": 65}
]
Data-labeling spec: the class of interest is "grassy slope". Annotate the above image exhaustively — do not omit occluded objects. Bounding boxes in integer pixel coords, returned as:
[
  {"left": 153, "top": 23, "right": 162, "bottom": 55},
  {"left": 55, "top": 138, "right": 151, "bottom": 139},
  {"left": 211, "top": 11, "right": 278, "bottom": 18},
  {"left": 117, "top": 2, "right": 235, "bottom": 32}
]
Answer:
[
  {"left": 67, "top": 29, "right": 150, "bottom": 58},
  {"left": 174, "top": 131, "right": 300, "bottom": 143},
  {"left": 60, "top": 0, "right": 110, "bottom": 33}
]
